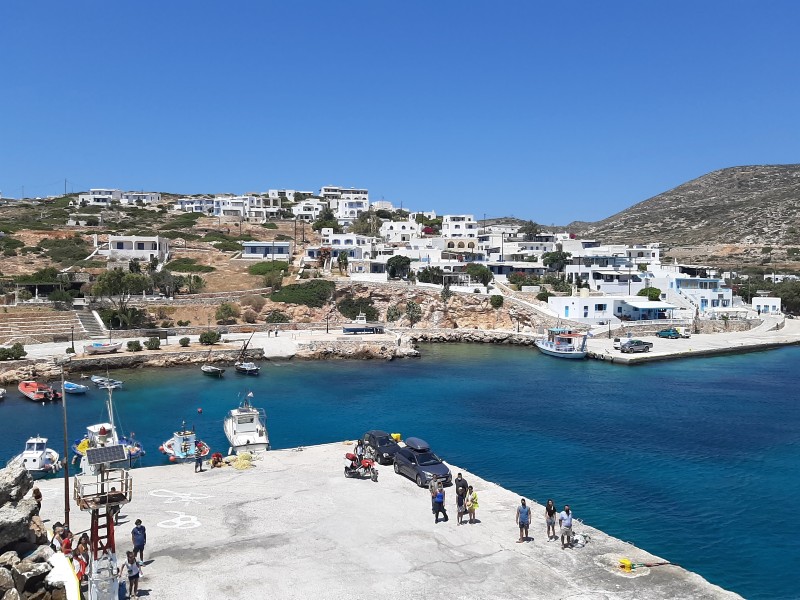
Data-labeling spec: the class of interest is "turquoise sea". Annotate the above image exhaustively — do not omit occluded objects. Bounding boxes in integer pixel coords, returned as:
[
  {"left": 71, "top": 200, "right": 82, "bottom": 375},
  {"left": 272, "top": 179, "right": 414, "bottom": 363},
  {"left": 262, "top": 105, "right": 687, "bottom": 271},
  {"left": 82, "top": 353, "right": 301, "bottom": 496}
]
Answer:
[{"left": 3, "top": 344, "right": 800, "bottom": 600}]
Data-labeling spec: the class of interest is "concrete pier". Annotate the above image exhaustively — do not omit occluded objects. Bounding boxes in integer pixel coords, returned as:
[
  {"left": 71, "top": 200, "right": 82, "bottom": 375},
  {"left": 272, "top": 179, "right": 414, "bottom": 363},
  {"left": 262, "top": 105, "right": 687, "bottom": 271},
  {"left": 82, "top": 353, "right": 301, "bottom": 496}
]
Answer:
[{"left": 33, "top": 443, "right": 740, "bottom": 599}]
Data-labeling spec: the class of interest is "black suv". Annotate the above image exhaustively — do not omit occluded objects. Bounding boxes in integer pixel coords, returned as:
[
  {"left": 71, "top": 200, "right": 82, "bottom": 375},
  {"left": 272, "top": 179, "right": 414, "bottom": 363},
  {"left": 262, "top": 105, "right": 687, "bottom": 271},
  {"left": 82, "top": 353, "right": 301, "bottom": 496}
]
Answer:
[{"left": 362, "top": 430, "right": 401, "bottom": 465}]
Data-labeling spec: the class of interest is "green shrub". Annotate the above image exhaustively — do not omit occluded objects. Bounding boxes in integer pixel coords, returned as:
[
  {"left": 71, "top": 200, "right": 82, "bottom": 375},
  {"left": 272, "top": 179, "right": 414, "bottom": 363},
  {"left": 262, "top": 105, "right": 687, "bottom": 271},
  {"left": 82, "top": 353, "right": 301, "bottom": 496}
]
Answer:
[
  {"left": 386, "top": 305, "right": 402, "bottom": 322},
  {"left": 337, "top": 295, "right": 378, "bottom": 321},
  {"left": 0, "top": 343, "right": 27, "bottom": 361},
  {"left": 270, "top": 280, "right": 335, "bottom": 307},
  {"left": 177, "top": 320, "right": 190, "bottom": 326},
  {"left": 199, "top": 331, "right": 221, "bottom": 345},
  {"left": 248, "top": 261, "right": 289, "bottom": 276},
  {"left": 215, "top": 302, "right": 240, "bottom": 324},
  {"left": 636, "top": 287, "right": 662, "bottom": 301},
  {"left": 179, "top": 337, "right": 190, "bottom": 347},
  {"left": 241, "top": 294, "right": 267, "bottom": 312},
  {"left": 490, "top": 295, "right": 504, "bottom": 309},
  {"left": 265, "top": 310, "right": 290, "bottom": 323},
  {"left": 144, "top": 337, "right": 161, "bottom": 350},
  {"left": 536, "top": 290, "right": 553, "bottom": 302},
  {"left": 263, "top": 271, "right": 283, "bottom": 291},
  {"left": 262, "top": 223, "right": 278, "bottom": 229},
  {"left": 65, "top": 347, "right": 75, "bottom": 354},
  {"left": 214, "top": 240, "right": 242, "bottom": 252},
  {"left": 762, "top": 246, "right": 773, "bottom": 254},
  {"left": 165, "top": 258, "right": 215, "bottom": 273},
  {"left": 39, "top": 235, "right": 91, "bottom": 265},
  {"left": 48, "top": 289, "right": 74, "bottom": 309},
  {"left": 160, "top": 320, "right": 173, "bottom": 328},
  {"left": 127, "top": 340, "right": 143, "bottom": 352},
  {"left": 243, "top": 309, "right": 258, "bottom": 323}
]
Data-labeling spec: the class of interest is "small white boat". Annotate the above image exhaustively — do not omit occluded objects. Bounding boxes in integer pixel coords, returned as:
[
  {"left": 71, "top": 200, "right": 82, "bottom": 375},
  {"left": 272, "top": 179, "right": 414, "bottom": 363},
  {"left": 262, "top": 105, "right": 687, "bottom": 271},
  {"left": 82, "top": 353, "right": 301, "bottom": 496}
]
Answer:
[
  {"left": 224, "top": 392, "right": 270, "bottom": 455},
  {"left": 234, "top": 333, "right": 260, "bottom": 375},
  {"left": 0, "top": 388, "right": 6, "bottom": 400},
  {"left": 160, "top": 421, "right": 211, "bottom": 463},
  {"left": 64, "top": 381, "right": 89, "bottom": 394},
  {"left": 534, "top": 328, "right": 588, "bottom": 359},
  {"left": 16, "top": 436, "right": 62, "bottom": 479},
  {"left": 84, "top": 342, "right": 122, "bottom": 355},
  {"left": 342, "top": 312, "right": 382, "bottom": 334},
  {"left": 90, "top": 375, "right": 123, "bottom": 390}
]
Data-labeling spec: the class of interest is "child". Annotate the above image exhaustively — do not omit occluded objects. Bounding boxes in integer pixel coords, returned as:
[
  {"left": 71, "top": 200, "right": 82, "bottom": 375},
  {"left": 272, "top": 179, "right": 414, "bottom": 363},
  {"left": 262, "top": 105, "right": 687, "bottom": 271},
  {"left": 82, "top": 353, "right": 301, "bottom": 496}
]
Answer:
[{"left": 123, "top": 551, "right": 142, "bottom": 598}]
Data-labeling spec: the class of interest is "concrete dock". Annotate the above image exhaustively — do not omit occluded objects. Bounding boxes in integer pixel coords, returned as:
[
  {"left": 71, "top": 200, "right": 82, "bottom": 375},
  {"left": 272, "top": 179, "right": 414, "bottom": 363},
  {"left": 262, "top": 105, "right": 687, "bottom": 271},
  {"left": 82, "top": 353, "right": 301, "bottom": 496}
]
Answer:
[{"left": 34, "top": 443, "right": 740, "bottom": 599}]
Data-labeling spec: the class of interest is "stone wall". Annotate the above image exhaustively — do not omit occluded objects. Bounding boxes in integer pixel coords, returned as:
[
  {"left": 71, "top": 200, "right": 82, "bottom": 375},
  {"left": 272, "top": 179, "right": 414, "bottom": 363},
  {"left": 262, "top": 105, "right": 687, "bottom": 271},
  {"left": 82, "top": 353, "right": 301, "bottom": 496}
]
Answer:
[{"left": 295, "top": 338, "right": 419, "bottom": 360}]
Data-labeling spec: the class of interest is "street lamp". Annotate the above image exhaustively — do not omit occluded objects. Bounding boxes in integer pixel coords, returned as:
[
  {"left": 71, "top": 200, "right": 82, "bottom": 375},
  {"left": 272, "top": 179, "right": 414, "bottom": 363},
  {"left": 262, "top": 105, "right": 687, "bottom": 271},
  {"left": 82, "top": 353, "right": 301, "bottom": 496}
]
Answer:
[
  {"left": 54, "top": 356, "right": 71, "bottom": 529},
  {"left": 70, "top": 325, "right": 75, "bottom": 354}
]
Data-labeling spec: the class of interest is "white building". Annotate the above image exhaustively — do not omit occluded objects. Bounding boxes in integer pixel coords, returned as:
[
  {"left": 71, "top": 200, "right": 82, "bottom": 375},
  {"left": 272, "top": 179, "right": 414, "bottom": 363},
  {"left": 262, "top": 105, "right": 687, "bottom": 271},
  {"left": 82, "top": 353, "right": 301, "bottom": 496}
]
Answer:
[
  {"left": 172, "top": 197, "right": 216, "bottom": 213},
  {"left": 441, "top": 215, "right": 478, "bottom": 239},
  {"left": 305, "top": 228, "right": 377, "bottom": 262},
  {"left": 291, "top": 199, "right": 328, "bottom": 222},
  {"left": 121, "top": 192, "right": 161, "bottom": 206},
  {"left": 100, "top": 235, "right": 170, "bottom": 263},
  {"left": 547, "top": 293, "right": 679, "bottom": 323},
  {"left": 752, "top": 296, "right": 782, "bottom": 315},
  {"left": 319, "top": 186, "right": 369, "bottom": 225},
  {"left": 266, "top": 189, "right": 313, "bottom": 204},
  {"left": 213, "top": 195, "right": 281, "bottom": 223},
  {"left": 241, "top": 240, "right": 292, "bottom": 261},
  {"left": 371, "top": 200, "right": 395, "bottom": 211},
  {"left": 380, "top": 218, "right": 422, "bottom": 243},
  {"left": 79, "top": 189, "right": 122, "bottom": 207}
]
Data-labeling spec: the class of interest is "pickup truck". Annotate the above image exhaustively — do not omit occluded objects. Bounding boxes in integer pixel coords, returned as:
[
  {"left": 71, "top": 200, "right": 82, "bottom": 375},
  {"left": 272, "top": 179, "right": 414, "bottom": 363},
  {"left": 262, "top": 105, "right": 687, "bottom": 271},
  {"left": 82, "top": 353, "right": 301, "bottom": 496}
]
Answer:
[{"left": 620, "top": 339, "right": 654, "bottom": 353}]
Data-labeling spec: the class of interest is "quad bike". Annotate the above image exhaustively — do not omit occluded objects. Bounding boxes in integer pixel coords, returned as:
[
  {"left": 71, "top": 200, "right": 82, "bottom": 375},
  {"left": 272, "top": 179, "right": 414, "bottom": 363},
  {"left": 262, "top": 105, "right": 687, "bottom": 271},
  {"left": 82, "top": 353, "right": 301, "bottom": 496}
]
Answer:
[{"left": 344, "top": 452, "right": 378, "bottom": 482}]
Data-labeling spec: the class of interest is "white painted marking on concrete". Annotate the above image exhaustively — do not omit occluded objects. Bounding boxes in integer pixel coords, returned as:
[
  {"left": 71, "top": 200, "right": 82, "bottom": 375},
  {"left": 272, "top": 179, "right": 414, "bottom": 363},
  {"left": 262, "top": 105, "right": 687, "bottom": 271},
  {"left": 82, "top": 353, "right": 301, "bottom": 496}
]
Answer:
[
  {"left": 156, "top": 511, "right": 201, "bottom": 529},
  {"left": 149, "top": 489, "right": 212, "bottom": 505}
]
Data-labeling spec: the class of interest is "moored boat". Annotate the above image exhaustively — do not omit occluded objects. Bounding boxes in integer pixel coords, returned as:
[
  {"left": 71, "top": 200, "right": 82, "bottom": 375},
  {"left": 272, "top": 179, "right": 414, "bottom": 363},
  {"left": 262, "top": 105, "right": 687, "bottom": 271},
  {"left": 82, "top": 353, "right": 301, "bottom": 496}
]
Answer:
[
  {"left": 90, "top": 375, "right": 123, "bottom": 390},
  {"left": 201, "top": 364, "right": 225, "bottom": 377},
  {"left": 224, "top": 392, "right": 270, "bottom": 455},
  {"left": 0, "top": 388, "right": 6, "bottom": 400},
  {"left": 160, "top": 421, "right": 210, "bottom": 463},
  {"left": 83, "top": 342, "right": 122, "bottom": 355},
  {"left": 534, "top": 328, "right": 589, "bottom": 359},
  {"left": 15, "top": 436, "right": 62, "bottom": 479},
  {"left": 234, "top": 333, "right": 260, "bottom": 375},
  {"left": 64, "top": 381, "right": 90, "bottom": 394},
  {"left": 18, "top": 381, "right": 61, "bottom": 402}
]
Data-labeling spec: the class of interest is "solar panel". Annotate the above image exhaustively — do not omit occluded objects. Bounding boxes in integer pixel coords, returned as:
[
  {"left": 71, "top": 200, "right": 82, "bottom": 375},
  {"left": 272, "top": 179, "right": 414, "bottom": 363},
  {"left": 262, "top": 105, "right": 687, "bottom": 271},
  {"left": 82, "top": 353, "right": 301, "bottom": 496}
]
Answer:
[{"left": 85, "top": 444, "right": 127, "bottom": 466}]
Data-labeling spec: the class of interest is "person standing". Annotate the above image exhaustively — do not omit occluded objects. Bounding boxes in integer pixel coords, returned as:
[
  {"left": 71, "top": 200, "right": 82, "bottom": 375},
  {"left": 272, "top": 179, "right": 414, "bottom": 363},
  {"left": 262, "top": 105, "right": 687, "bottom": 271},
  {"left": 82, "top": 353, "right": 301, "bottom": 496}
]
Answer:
[
  {"left": 195, "top": 444, "right": 204, "bottom": 473},
  {"left": 354, "top": 440, "right": 365, "bottom": 463},
  {"left": 466, "top": 486, "right": 479, "bottom": 524},
  {"left": 559, "top": 505, "right": 574, "bottom": 549},
  {"left": 454, "top": 473, "right": 468, "bottom": 497},
  {"left": 545, "top": 499, "right": 557, "bottom": 541},
  {"left": 123, "top": 551, "right": 142, "bottom": 598},
  {"left": 456, "top": 485, "right": 467, "bottom": 525},
  {"left": 516, "top": 498, "right": 531, "bottom": 543},
  {"left": 428, "top": 478, "right": 438, "bottom": 514},
  {"left": 131, "top": 519, "right": 147, "bottom": 563},
  {"left": 32, "top": 487, "right": 42, "bottom": 515},
  {"left": 433, "top": 483, "right": 448, "bottom": 523}
]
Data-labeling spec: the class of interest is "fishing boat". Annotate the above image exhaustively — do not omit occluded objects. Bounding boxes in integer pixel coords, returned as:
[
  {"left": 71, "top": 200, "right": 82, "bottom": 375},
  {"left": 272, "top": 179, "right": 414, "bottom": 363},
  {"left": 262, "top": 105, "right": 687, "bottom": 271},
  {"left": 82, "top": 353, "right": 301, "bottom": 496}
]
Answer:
[
  {"left": 159, "top": 421, "right": 211, "bottom": 463},
  {"left": 201, "top": 348, "right": 225, "bottom": 378},
  {"left": 71, "top": 387, "right": 144, "bottom": 474},
  {"left": 234, "top": 333, "right": 260, "bottom": 375},
  {"left": 90, "top": 375, "right": 123, "bottom": 390},
  {"left": 64, "top": 381, "right": 90, "bottom": 394},
  {"left": 15, "top": 436, "right": 62, "bottom": 479},
  {"left": 534, "top": 327, "right": 589, "bottom": 359},
  {"left": 83, "top": 342, "right": 122, "bottom": 355},
  {"left": 224, "top": 392, "right": 270, "bottom": 455},
  {"left": 18, "top": 381, "right": 61, "bottom": 402},
  {"left": 342, "top": 312, "right": 383, "bottom": 334}
]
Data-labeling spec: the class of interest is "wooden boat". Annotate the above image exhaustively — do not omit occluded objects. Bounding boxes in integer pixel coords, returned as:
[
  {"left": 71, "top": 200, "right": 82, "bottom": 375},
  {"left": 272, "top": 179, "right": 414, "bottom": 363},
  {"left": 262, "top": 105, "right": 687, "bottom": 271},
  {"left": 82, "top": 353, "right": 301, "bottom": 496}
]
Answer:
[
  {"left": 83, "top": 342, "right": 122, "bottom": 355},
  {"left": 201, "top": 348, "right": 225, "bottom": 378},
  {"left": 234, "top": 333, "right": 260, "bottom": 375},
  {"left": 160, "top": 421, "right": 211, "bottom": 463},
  {"left": 71, "top": 387, "right": 144, "bottom": 474},
  {"left": 15, "top": 436, "right": 62, "bottom": 479},
  {"left": 18, "top": 381, "right": 61, "bottom": 402},
  {"left": 90, "top": 375, "right": 123, "bottom": 390},
  {"left": 224, "top": 392, "right": 270, "bottom": 454},
  {"left": 64, "top": 381, "right": 90, "bottom": 394},
  {"left": 534, "top": 328, "right": 588, "bottom": 359}
]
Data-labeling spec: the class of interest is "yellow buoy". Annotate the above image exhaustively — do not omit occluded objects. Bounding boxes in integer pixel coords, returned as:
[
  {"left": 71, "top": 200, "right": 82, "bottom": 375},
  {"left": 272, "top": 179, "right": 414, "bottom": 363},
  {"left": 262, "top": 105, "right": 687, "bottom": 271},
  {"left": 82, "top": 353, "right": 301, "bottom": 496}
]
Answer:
[{"left": 619, "top": 558, "right": 632, "bottom": 572}]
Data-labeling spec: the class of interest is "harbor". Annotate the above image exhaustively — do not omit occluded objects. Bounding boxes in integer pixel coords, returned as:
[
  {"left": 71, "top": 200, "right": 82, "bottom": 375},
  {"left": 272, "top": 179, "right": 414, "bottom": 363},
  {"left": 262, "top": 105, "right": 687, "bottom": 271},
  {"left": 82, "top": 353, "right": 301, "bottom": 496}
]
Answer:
[{"left": 29, "top": 442, "right": 739, "bottom": 600}]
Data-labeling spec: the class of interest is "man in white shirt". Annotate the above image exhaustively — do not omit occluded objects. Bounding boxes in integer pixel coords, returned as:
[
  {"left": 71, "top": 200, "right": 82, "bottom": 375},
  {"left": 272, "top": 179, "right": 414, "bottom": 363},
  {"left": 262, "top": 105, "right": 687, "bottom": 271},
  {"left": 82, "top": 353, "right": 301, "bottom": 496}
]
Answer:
[{"left": 559, "top": 505, "right": 574, "bottom": 549}]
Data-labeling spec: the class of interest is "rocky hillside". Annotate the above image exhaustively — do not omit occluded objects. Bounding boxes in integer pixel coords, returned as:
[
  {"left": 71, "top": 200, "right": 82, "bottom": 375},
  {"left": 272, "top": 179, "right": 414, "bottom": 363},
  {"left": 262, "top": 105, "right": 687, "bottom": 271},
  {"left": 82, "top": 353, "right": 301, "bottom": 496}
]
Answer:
[{"left": 569, "top": 165, "right": 800, "bottom": 248}]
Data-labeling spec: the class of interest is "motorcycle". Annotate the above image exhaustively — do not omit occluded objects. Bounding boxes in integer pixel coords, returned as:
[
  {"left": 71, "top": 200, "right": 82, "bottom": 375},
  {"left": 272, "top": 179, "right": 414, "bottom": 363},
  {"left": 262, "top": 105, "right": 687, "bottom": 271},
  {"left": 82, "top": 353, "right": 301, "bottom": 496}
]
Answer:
[{"left": 344, "top": 452, "right": 378, "bottom": 482}]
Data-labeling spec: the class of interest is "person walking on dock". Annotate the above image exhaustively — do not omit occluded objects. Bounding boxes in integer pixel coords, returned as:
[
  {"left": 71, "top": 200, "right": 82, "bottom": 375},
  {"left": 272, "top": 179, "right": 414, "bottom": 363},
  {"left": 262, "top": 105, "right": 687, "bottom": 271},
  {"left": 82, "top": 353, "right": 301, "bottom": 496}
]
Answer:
[
  {"left": 433, "top": 483, "right": 448, "bottom": 523},
  {"left": 545, "top": 499, "right": 557, "bottom": 541},
  {"left": 516, "top": 498, "right": 530, "bottom": 542},
  {"left": 131, "top": 519, "right": 147, "bottom": 563}
]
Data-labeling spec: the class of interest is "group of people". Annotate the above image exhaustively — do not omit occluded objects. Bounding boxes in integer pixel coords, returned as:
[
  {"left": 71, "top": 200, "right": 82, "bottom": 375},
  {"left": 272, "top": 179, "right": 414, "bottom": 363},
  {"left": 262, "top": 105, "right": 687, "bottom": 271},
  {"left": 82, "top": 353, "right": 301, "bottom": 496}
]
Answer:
[
  {"left": 430, "top": 473, "right": 479, "bottom": 525},
  {"left": 517, "top": 498, "right": 575, "bottom": 548},
  {"left": 50, "top": 523, "right": 91, "bottom": 580}
]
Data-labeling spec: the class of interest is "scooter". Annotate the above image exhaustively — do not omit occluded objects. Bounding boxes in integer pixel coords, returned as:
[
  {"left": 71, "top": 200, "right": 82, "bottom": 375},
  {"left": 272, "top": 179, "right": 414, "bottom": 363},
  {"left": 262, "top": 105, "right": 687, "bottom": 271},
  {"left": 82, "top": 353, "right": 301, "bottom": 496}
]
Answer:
[{"left": 344, "top": 452, "right": 378, "bottom": 482}]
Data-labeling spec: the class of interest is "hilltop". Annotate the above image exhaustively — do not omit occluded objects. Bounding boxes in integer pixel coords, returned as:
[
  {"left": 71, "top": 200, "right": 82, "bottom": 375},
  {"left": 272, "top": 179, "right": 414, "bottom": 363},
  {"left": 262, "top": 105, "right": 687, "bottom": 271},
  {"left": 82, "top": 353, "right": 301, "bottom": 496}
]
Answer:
[{"left": 568, "top": 164, "right": 800, "bottom": 267}]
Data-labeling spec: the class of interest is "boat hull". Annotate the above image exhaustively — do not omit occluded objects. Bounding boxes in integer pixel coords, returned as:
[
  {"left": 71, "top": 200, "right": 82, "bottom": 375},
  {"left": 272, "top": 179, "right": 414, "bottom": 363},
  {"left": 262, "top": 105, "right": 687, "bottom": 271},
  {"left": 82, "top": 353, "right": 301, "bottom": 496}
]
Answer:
[
  {"left": 234, "top": 363, "right": 260, "bottom": 375},
  {"left": 64, "top": 382, "right": 89, "bottom": 394},
  {"left": 534, "top": 341, "right": 587, "bottom": 359},
  {"left": 161, "top": 439, "right": 211, "bottom": 462},
  {"left": 201, "top": 366, "right": 225, "bottom": 378},
  {"left": 84, "top": 343, "right": 122, "bottom": 355}
]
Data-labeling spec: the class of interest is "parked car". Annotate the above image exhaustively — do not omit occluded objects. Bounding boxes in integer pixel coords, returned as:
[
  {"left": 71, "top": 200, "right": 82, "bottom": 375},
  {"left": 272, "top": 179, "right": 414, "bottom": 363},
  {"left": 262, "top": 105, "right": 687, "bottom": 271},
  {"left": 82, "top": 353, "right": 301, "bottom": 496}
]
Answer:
[
  {"left": 656, "top": 328, "right": 681, "bottom": 339},
  {"left": 620, "top": 339, "right": 654, "bottom": 353},
  {"left": 393, "top": 437, "right": 452, "bottom": 487},
  {"left": 613, "top": 337, "right": 622, "bottom": 350},
  {"left": 362, "top": 430, "right": 401, "bottom": 465},
  {"left": 675, "top": 327, "right": 692, "bottom": 338}
]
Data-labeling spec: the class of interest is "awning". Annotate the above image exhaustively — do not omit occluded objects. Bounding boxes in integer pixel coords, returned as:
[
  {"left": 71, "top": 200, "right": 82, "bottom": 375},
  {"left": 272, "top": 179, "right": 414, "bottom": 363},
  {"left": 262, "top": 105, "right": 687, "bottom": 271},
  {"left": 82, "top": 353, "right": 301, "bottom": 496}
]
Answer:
[{"left": 624, "top": 300, "right": 677, "bottom": 310}]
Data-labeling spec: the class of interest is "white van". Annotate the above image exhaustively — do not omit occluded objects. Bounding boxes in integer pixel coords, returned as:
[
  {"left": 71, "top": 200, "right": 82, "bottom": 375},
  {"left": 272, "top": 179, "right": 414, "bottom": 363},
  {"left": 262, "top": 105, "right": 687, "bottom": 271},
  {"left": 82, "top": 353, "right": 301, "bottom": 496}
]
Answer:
[{"left": 675, "top": 327, "right": 691, "bottom": 338}]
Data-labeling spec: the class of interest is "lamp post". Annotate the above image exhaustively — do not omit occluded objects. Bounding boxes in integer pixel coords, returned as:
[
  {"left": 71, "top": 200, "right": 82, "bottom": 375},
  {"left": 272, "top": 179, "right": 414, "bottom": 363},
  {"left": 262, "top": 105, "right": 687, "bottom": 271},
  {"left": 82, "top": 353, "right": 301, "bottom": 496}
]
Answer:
[
  {"left": 54, "top": 356, "right": 71, "bottom": 529},
  {"left": 70, "top": 325, "right": 75, "bottom": 354}
]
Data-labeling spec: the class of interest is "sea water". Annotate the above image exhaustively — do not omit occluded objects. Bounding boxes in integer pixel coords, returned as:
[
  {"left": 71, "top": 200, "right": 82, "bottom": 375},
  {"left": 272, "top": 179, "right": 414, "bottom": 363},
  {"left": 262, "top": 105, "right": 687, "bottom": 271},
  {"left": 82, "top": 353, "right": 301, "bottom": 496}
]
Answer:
[{"left": 3, "top": 344, "right": 799, "bottom": 600}]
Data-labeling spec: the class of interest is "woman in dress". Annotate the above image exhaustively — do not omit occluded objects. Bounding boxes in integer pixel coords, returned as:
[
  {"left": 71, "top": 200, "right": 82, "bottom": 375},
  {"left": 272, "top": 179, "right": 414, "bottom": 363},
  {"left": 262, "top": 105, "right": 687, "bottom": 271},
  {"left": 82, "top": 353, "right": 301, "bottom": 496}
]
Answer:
[{"left": 545, "top": 499, "right": 557, "bottom": 540}]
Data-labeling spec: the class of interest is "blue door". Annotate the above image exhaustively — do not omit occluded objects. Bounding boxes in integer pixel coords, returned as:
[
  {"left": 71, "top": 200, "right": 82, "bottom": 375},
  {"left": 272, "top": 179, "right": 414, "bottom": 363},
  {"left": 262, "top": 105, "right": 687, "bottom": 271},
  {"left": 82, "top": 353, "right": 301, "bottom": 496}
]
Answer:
[{"left": 565, "top": 306, "right": 569, "bottom": 318}]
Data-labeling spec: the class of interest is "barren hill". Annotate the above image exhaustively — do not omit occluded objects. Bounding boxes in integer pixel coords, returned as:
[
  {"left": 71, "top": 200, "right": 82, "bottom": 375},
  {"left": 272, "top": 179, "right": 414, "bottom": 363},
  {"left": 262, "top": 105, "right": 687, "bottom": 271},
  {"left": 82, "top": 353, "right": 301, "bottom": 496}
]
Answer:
[{"left": 569, "top": 165, "right": 800, "bottom": 252}]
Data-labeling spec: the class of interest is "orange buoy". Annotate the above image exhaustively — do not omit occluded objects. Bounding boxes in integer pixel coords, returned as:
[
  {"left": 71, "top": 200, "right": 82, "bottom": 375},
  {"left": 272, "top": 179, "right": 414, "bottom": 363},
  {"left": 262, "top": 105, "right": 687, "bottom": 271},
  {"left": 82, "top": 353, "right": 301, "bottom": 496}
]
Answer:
[
  {"left": 169, "top": 456, "right": 176, "bottom": 462},
  {"left": 197, "top": 408, "right": 203, "bottom": 414},
  {"left": 159, "top": 446, "right": 164, "bottom": 453}
]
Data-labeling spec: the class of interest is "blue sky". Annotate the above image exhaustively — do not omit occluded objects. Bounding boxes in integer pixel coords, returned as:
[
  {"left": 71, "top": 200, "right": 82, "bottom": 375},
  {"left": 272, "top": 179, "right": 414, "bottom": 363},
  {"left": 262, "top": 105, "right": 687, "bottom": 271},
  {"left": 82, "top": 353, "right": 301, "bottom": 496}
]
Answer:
[{"left": 1, "top": 1, "right": 798, "bottom": 224}]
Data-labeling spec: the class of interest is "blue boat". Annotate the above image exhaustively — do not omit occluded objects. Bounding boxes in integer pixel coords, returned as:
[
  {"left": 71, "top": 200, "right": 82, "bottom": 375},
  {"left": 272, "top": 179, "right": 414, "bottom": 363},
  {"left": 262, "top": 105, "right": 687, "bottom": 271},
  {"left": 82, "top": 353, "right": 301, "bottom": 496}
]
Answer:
[{"left": 64, "top": 381, "right": 89, "bottom": 394}]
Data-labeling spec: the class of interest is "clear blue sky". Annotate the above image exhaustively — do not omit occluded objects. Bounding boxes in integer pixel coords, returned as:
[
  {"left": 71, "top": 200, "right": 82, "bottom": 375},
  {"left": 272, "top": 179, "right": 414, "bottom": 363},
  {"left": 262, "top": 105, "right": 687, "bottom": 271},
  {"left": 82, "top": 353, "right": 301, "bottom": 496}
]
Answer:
[{"left": 2, "top": 1, "right": 798, "bottom": 224}]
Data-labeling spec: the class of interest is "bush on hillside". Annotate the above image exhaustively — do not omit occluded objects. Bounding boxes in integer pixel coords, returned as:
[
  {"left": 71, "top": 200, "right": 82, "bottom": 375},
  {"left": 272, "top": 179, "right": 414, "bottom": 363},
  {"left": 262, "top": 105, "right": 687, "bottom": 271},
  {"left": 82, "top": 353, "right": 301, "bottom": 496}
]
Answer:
[
  {"left": 337, "top": 295, "right": 378, "bottom": 321},
  {"left": 262, "top": 223, "right": 278, "bottom": 229},
  {"left": 165, "top": 258, "right": 215, "bottom": 273},
  {"left": 536, "top": 290, "right": 553, "bottom": 302},
  {"left": 144, "top": 337, "right": 161, "bottom": 350},
  {"left": 215, "top": 302, "right": 240, "bottom": 324},
  {"left": 241, "top": 294, "right": 267, "bottom": 312},
  {"left": 199, "top": 331, "right": 221, "bottom": 345},
  {"left": 243, "top": 309, "right": 258, "bottom": 324},
  {"left": 248, "top": 261, "right": 289, "bottom": 276},
  {"left": 127, "top": 340, "right": 143, "bottom": 352},
  {"left": 265, "top": 310, "right": 290, "bottom": 323},
  {"left": 490, "top": 295, "right": 504, "bottom": 309},
  {"left": 0, "top": 343, "right": 27, "bottom": 361},
  {"left": 270, "top": 280, "right": 335, "bottom": 308},
  {"left": 386, "top": 305, "right": 402, "bottom": 322},
  {"left": 179, "top": 337, "right": 190, "bottom": 347}
]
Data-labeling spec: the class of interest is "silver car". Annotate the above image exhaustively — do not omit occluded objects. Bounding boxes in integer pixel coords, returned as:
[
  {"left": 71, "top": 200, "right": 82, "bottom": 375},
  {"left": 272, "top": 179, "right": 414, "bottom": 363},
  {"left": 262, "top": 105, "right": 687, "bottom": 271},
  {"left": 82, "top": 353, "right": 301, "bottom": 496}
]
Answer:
[{"left": 393, "top": 437, "right": 452, "bottom": 487}]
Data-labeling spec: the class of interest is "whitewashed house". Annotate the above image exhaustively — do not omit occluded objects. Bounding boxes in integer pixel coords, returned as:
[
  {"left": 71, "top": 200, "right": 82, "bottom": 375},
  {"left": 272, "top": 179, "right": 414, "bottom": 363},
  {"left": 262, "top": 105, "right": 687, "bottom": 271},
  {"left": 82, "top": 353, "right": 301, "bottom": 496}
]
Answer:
[
  {"left": 441, "top": 215, "right": 478, "bottom": 239},
  {"left": 121, "top": 192, "right": 161, "bottom": 206},
  {"left": 100, "top": 235, "right": 170, "bottom": 263},
  {"left": 752, "top": 296, "right": 782, "bottom": 315},
  {"left": 241, "top": 240, "right": 292, "bottom": 260},
  {"left": 172, "top": 197, "right": 215, "bottom": 213},
  {"left": 79, "top": 189, "right": 122, "bottom": 207},
  {"left": 380, "top": 218, "right": 422, "bottom": 243},
  {"left": 291, "top": 199, "right": 328, "bottom": 222},
  {"left": 319, "top": 186, "right": 369, "bottom": 225}
]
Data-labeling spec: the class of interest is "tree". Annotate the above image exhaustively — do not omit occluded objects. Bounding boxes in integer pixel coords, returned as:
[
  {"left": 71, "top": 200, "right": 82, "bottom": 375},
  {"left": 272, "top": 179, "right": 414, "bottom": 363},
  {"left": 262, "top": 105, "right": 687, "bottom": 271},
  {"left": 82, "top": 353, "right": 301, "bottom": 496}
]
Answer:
[
  {"left": 637, "top": 287, "right": 662, "bottom": 301},
  {"left": 92, "top": 269, "right": 149, "bottom": 313},
  {"left": 405, "top": 301, "right": 422, "bottom": 328},
  {"left": 348, "top": 210, "right": 382, "bottom": 237},
  {"left": 542, "top": 251, "right": 572, "bottom": 273},
  {"left": 215, "top": 302, "right": 240, "bottom": 324},
  {"left": 128, "top": 259, "right": 141, "bottom": 273},
  {"left": 418, "top": 266, "right": 444, "bottom": 284},
  {"left": 337, "top": 252, "right": 349, "bottom": 275},
  {"left": 48, "top": 289, "right": 74, "bottom": 309},
  {"left": 312, "top": 206, "right": 342, "bottom": 233},
  {"left": 185, "top": 274, "right": 206, "bottom": 294},
  {"left": 465, "top": 263, "right": 493, "bottom": 288},
  {"left": 387, "top": 255, "right": 411, "bottom": 279},
  {"left": 440, "top": 284, "right": 453, "bottom": 305},
  {"left": 519, "top": 220, "right": 541, "bottom": 241}
]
